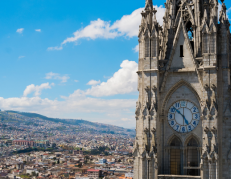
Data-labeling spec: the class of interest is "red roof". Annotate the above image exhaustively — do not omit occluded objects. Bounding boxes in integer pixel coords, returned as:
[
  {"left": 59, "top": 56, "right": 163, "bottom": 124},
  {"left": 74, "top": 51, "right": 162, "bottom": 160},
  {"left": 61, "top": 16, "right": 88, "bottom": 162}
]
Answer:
[{"left": 87, "top": 169, "right": 100, "bottom": 172}]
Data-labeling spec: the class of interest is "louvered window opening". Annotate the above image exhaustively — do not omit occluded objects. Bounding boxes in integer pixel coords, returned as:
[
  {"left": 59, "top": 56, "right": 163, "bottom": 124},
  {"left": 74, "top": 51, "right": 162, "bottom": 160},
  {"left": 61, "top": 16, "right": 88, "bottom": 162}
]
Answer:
[
  {"left": 152, "top": 39, "right": 157, "bottom": 57},
  {"left": 145, "top": 40, "right": 150, "bottom": 57},
  {"left": 210, "top": 35, "right": 216, "bottom": 54},
  {"left": 170, "top": 138, "right": 182, "bottom": 175},
  {"left": 203, "top": 35, "right": 208, "bottom": 53},
  {"left": 139, "top": 42, "right": 143, "bottom": 59},
  {"left": 170, "top": 149, "right": 181, "bottom": 175},
  {"left": 185, "top": 138, "right": 200, "bottom": 176}
]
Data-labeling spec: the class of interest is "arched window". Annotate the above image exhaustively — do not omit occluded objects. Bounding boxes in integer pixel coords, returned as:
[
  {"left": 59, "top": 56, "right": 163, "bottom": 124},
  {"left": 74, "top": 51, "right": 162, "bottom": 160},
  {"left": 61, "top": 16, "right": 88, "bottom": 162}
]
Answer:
[
  {"left": 139, "top": 41, "right": 144, "bottom": 59},
  {"left": 170, "top": 137, "right": 182, "bottom": 175},
  {"left": 210, "top": 33, "right": 216, "bottom": 54},
  {"left": 186, "top": 21, "right": 194, "bottom": 52},
  {"left": 185, "top": 138, "right": 200, "bottom": 176},
  {"left": 151, "top": 39, "right": 157, "bottom": 57},
  {"left": 145, "top": 38, "right": 150, "bottom": 57},
  {"left": 203, "top": 33, "right": 208, "bottom": 53}
]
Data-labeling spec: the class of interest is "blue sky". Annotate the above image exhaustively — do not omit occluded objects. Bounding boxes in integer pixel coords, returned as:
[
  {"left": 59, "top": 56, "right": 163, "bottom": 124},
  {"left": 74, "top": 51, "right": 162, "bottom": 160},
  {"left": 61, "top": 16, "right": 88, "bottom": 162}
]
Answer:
[{"left": 0, "top": 0, "right": 230, "bottom": 128}]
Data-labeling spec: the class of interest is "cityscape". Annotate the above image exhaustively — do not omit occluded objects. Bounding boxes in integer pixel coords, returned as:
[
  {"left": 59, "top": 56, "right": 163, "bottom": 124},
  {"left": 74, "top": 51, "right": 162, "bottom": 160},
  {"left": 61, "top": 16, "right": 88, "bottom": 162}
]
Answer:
[{"left": 0, "top": 110, "right": 135, "bottom": 178}]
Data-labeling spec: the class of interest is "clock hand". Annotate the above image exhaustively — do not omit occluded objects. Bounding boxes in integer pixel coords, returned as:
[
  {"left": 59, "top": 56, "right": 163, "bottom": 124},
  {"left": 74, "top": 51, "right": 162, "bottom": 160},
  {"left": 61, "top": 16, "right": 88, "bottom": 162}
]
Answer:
[
  {"left": 173, "top": 106, "right": 182, "bottom": 115},
  {"left": 173, "top": 106, "right": 181, "bottom": 115},
  {"left": 182, "top": 115, "right": 189, "bottom": 125},
  {"left": 173, "top": 106, "right": 189, "bottom": 125}
]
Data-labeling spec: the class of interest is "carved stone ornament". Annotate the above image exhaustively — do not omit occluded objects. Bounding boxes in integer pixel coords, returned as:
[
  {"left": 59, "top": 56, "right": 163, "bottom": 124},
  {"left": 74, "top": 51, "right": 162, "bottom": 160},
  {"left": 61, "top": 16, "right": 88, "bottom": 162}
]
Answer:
[
  {"left": 150, "top": 86, "right": 158, "bottom": 114},
  {"left": 143, "top": 128, "right": 149, "bottom": 152},
  {"left": 151, "top": 127, "right": 157, "bottom": 153},
  {"left": 211, "top": 84, "right": 218, "bottom": 111},
  {"left": 203, "top": 127, "right": 211, "bottom": 155},
  {"left": 200, "top": 100, "right": 207, "bottom": 120},
  {"left": 135, "top": 101, "right": 141, "bottom": 117},
  {"left": 204, "top": 126, "right": 209, "bottom": 133},
  {"left": 204, "top": 84, "right": 209, "bottom": 91},
  {"left": 202, "top": 84, "right": 218, "bottom": 120},
  {"left": 143, "top": 87, "right": 150, "bottom": 113},
  {"left": 199, "top": 60, "right": 203, "bottom": 67},
  {"left": 202, "top": 126, "right": 219, "bottom": 160}
]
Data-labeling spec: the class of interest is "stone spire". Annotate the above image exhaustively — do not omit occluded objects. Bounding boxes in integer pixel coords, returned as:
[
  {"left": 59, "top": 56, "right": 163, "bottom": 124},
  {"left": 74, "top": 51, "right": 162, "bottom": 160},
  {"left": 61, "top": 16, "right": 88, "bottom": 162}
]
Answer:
[
  {"left": 219, "top": 1, "right": 229, "bottom": 24},
  {"left": 145, "top": 0, "right": 153, "bottom": 11},
  {"left": 153, "top": 8, "right": 157, "bottom": 24}
]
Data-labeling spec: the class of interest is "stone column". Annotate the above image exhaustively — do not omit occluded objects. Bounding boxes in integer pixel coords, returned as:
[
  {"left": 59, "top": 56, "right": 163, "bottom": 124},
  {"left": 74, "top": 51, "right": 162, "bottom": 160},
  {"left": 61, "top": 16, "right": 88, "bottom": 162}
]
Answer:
[{"left": 209, "top": 159, "right": 212, "bottom": 179}]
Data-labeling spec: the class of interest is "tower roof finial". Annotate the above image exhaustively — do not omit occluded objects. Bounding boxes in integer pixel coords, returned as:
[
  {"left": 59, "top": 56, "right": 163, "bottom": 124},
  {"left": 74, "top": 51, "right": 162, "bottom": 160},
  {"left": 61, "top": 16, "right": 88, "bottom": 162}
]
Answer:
[
  {"left": 221, "top": 0, "right": 224, "bottom": 3},
  {"left": 145, "top": 0, "right": 153, "bottom": 10}
]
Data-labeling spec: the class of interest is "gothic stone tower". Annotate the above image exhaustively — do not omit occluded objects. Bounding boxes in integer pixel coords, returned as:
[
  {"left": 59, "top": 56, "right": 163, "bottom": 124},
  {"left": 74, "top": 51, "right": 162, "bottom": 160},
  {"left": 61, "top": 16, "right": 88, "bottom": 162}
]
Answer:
[{"left": 133, "top": 0, "right": 231, "bottom": 178}]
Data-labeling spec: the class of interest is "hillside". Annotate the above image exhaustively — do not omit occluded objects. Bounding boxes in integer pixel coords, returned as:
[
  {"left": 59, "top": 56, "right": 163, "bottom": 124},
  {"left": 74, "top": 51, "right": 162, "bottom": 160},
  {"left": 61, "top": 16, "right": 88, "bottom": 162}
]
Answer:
[{"left": 0, "top": 110, "right": 135, "bottom": 137}]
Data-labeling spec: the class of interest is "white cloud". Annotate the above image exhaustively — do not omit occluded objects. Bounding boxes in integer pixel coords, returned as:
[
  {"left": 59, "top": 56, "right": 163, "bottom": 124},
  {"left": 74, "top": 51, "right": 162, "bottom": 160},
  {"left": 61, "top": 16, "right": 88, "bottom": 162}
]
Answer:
[
  {"left": 0, "top": 94, "right": 136, "bottom": 128},
  {"left": 74, "top": 80, "right": 79, "bottom": 82},
  {"left": 0, "top": 60, "right": 138, "bottom": 128},
  {"left": 227, "top": 7, "right": 231, "bottom": 20},
  {"left": 35, "top": 29, "right": 41, "bottom": 32},
  {"left": 133, "top": 44, "right": 139, "bottom": 52},
  {"left": 23, "top": 83, "right": 54, "bottom": 97},
  {"left": 121, "top": 118, "right": 132, "bottom": 121},
  {"left": 45, "top": 72, "right": 70, "bottom": 83},
  {"left": 16, "top": 28, "right": 24, "bottom": 34},
  {"left": 85, "top": 60, "right": 138, "bottom": 97},
  {"left": 61, "top": 19, "right": 118, "bottom": 45},
  {"left": 87, "top": 80, "right": 101, "bottom": 86},
  {"left": 48, "top": 5, "right": 165, "bottom": 50},
  {"left": 47, "top": 46, "right": 63, "bottom": 51},
  {"left": 18, "top": 56, "right": 25, "bottom": 59}
]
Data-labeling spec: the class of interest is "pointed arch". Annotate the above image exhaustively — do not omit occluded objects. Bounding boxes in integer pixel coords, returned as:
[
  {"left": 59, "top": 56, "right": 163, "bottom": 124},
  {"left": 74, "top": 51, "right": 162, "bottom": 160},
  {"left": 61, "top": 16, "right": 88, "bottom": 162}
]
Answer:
[
  {"left": 161, "top": 80, "right": 201, "bottom": 116},
  {"left": 167, "top": 134, "right": 183, "bottom": 146},
  {"left": 174, "top": 2, "right": 195, "bottom": 27},
  {"left": 160, "top": 17, "right": 203, "bottom": 92},
  {"left": 184, "top": 135, "right": 201, "bottom": 176},
  {"left": 184, "top": 134, "right": 201, "bottom": 147},
  {"left": 168, "top": 135, "right": 183, "bottom": 175},
  {"left": 209, "top": 22, "right": 217, "bottom": 33},
  {"left": 201, "top": 22, "right": 209, "bottom": 34}
]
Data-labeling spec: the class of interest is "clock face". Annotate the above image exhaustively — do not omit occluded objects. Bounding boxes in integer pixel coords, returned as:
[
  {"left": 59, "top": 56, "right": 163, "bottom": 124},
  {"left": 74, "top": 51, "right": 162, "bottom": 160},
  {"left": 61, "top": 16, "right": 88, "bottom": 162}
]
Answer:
[{"left": 168, "top": 100, "right": 200, "bottom": 133}]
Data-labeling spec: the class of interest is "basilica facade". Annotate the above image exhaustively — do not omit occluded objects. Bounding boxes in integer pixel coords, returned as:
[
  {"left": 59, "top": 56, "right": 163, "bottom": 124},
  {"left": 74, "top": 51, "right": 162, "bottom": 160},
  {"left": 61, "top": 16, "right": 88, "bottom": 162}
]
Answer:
[{"left": 133, "top": 0, "right": 231, "bottom": 178}]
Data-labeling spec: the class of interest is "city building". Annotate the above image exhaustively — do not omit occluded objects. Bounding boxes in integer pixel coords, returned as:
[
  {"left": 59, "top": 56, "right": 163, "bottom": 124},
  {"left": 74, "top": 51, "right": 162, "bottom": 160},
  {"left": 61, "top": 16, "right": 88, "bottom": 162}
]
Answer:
[
  {"left": 98, "top": 159, "right": 107, "bottom": 164},
  {"left": 35, "top": 140, "right": 49, "bottom": 148},
  {"left": 133, "top": 0, "right": 231, "bottom": 179},
  {"left": 13, "top": 140, "right": 35, "bottom": 147},
  {"left": 87, "top": 169, "right": 102, "bottom": 178}
]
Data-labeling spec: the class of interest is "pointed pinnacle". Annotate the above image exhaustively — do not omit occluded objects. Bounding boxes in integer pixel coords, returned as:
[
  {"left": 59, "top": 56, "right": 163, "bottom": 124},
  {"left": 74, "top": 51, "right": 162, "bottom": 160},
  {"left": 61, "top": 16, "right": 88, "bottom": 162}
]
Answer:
[
  {"left": 145, "top": 0, "right": 153, "bottom": 10},
  {"left": 221, "top": 0, "right": 224, "bottom": 3},
  {"left": 153, "top": 8, "right": 157, "bottom": 14}
]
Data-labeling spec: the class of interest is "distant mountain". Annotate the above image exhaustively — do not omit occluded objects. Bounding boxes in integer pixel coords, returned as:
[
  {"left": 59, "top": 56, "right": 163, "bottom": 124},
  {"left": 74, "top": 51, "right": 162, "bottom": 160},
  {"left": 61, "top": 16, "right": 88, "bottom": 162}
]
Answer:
[{"left": 1, "top": 110, "right": 135, "bottom": 136}]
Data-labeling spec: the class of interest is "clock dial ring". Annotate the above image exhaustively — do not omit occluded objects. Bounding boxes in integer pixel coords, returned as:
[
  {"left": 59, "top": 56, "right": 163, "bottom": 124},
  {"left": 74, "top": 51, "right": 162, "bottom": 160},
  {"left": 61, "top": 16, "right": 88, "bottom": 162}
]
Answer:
[{"left": 167, "top": 100, "right": 200, "bottom": 133}]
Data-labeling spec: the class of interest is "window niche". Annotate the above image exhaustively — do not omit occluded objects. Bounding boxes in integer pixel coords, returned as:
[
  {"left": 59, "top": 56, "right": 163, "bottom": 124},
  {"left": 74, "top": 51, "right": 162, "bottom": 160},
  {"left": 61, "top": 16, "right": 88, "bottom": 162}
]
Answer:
[
  {"left": 186, "top": 21, "right": 194, "bottom": 52},
  {"left": 170, "top": 137, "right": 182, "bottom": 175},
  {"left": 145, "top": 39, "right": 150, "bottom": 57},
  {"left": 185, "top": 138, "right": 200, "bottom": 176},
  {"left": 210, "top": 34, "right": 216, "bottom": 54},
  {"left": 180, "top": 45, "right": 184, "bottom": 57}
]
